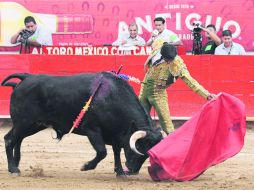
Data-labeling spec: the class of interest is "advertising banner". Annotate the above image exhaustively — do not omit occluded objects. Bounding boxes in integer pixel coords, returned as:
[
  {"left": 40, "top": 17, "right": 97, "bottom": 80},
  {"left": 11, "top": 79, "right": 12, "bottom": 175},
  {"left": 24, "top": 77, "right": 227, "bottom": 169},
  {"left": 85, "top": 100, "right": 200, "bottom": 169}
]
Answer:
[{"left": 0, "top": 0, "right": 253, "bottom": 52}]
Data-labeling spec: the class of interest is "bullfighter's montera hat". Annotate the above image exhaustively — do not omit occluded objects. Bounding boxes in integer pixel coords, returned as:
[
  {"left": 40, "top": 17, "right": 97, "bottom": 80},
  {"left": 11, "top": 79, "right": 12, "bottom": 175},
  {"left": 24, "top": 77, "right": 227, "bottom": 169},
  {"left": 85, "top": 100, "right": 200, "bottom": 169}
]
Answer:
[{"left": 160, "top": 42, "right": 177, "bottom": 61}]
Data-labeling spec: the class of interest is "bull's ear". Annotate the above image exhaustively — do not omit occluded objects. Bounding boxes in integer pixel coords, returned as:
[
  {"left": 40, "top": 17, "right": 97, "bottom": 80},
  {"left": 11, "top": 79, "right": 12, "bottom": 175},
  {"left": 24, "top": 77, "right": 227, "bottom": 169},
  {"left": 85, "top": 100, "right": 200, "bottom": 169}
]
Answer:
[{"left": 130, "top": 121, "right": 138, "bottom": 134}]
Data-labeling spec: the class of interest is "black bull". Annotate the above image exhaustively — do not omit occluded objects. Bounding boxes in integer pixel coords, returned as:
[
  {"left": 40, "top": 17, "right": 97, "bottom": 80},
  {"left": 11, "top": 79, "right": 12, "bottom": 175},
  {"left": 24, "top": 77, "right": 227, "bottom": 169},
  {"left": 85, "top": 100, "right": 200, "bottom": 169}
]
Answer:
[{"left": 1, "top": 72, "right": 163, "bottom": 176}]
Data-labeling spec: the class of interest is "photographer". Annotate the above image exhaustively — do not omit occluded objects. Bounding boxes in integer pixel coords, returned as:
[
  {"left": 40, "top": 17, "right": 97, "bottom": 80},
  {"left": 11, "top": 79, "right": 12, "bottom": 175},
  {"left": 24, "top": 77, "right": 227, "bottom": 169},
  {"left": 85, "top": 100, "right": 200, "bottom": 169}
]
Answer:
[
  {"left": 191, "top": 23, "right": 203, "bottom": 54},
  {"left": 200, "top": 24, "right": 221, "bottom": 54},
  {"left": 11, "top": 16, "right": 52, "bottom": 47}
]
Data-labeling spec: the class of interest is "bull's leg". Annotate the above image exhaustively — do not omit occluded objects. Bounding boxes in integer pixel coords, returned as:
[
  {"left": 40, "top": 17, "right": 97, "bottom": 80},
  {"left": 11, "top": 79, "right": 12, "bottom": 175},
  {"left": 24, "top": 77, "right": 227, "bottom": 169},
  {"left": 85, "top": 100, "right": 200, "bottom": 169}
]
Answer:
[
  {"left": 81, "top": 132, "right": 107, "bottom": 171},
  {"left": 13, "top": 139, "right": 23, "bottom": 167},
  {"left": 112, "top": 145, "right": 125, "bottom": 176},
  {"left": 5, "top": 124, "right": 47, "bottom": 174},
  {"left": 13, "top": 125, "right": 46, "bottom": 168},
  {"left": 4, "top": 128, "right": 20, "bottom": 174}
]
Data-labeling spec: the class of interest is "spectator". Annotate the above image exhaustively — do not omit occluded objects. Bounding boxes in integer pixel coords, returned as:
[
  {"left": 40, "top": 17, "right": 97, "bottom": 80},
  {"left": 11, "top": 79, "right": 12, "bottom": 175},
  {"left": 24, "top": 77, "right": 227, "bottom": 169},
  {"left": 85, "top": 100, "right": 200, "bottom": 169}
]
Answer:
[
  {"left": 146, "top": 17, "right": 182, "bottom": 46},
  {"left": 140, "top": 42, "right": 216, "bottom": 134},
  {"left": 10, "top": 16, "right": 53, "bottom": 47},
  {"left": 112, "top": 22, "right": 145, "bottom": 46},
  {"left": 215, "top": 30, "right": 246, "bottom": 55},
  {"left": 146, "top": 17, "right": 182, "bottom": 66},
  {"left": 200, "top": 24, "right": 221, "bottom": 54}
]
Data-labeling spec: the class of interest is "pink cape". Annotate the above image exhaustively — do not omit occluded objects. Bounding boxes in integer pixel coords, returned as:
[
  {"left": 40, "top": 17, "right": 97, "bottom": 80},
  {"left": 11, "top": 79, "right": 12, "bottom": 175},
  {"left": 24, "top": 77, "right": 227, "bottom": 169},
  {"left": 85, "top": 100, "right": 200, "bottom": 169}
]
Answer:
[{"left": 148, "top": 93, "right": 246, "bottom": 181}]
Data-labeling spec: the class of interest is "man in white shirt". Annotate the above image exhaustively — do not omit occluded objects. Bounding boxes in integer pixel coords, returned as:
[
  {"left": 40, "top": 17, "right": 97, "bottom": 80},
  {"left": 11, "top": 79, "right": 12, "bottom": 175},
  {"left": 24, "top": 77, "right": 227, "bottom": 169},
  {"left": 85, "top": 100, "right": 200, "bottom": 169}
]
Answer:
[
  {"left": 147, "top": 17, "right": 182, "bottom": 46},
  {"left": 112, "top": 22, "right": 146, "bottom": 47},
  {"left": 11, "top": 16, "right": 53, "bottom": 47},
  {"left": 215, "top": 30, "right": 246, "bottom": 55},
  {"left": 146, "top": 17, "right": 182, "bottom": 65}
]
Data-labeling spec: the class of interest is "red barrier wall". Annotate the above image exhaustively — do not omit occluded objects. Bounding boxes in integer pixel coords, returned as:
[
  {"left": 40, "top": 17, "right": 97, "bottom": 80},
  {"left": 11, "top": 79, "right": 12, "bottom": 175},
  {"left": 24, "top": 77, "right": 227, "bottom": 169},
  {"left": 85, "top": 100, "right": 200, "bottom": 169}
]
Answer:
[{"left": 0, "top": 55, "right": 253, "bottom": 119}]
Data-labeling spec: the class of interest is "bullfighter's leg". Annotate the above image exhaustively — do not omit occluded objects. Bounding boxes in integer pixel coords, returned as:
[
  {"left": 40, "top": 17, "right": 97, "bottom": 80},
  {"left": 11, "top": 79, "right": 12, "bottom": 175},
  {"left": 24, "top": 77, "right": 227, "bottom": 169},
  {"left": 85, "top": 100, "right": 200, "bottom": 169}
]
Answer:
[
  {"left": 112, "top": 144, "right": 125, "bottom": 176},
  {"left": 139, "top": 85, "right": 152, "bottom": 114},
  {"left": 80, "top": 131, "right": 107, "bottom": 171},
  {"left": 151, "top": 90, "right": 174, "bottom": 134}
]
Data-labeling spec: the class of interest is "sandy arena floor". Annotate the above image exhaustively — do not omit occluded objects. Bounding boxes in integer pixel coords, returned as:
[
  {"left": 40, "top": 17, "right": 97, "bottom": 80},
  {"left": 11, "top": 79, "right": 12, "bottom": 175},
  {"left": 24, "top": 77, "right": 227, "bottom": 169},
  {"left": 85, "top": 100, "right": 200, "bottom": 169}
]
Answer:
[{"left": 0, "top": 123, "right": 254, "bottom": 190}]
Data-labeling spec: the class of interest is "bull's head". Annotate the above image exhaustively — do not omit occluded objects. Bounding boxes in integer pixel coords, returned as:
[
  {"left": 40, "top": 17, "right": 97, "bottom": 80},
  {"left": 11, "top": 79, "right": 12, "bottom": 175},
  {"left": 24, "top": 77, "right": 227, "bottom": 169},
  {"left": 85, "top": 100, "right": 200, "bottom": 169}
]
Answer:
[{"left": 124, "top": 127, "right": 166, "bottom": 174}]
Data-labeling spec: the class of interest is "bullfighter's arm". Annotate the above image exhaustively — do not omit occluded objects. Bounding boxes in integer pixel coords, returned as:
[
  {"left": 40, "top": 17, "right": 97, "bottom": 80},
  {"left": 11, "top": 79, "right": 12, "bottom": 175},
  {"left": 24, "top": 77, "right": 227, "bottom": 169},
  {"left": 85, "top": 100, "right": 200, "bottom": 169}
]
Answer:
[{"left": 180, "top": 68, "right": 210, "bottom": 100}]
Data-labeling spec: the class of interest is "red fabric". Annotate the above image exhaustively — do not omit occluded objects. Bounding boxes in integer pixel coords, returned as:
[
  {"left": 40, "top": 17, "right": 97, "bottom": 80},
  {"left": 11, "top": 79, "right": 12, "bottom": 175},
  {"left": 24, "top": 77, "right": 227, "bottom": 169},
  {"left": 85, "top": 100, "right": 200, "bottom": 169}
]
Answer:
[{"left": 148, "top": 93, "right": 246, "bottom": 181}]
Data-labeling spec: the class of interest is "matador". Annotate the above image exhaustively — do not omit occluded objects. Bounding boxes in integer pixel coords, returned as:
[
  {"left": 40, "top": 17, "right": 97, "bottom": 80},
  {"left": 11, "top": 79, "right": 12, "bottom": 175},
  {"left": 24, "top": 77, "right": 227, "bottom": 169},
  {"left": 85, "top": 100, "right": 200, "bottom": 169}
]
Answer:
[{"left": 139, "top": 41, "right": 215, "bottom": 134}]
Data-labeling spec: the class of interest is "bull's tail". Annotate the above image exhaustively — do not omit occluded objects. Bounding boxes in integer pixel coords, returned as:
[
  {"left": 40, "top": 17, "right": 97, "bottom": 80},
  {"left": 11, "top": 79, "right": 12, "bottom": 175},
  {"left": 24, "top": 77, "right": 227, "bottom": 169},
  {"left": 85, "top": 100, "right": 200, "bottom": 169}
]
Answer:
[
  {"left": 1, "top": 73, "right": 31, "bottom": 87},
  {"left": 2, "top": 82, "right": 18, "bottom": 89}
]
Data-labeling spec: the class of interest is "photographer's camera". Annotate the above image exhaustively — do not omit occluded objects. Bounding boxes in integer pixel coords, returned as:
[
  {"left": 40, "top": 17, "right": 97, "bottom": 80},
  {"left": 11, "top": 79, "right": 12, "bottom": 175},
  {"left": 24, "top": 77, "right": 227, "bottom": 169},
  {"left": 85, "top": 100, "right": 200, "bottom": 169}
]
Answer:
[
  {"left": 192, "top": 23, "right": 202, "bottom": 38},
  {"left": 19, "top": 29, "right": 34, "bottom": 43},
  {"left": 192, "top": 22, "right": 202, "bottom": 55},
  {"left": 18, "top": 29, "right": 35, "bottom": 54}
]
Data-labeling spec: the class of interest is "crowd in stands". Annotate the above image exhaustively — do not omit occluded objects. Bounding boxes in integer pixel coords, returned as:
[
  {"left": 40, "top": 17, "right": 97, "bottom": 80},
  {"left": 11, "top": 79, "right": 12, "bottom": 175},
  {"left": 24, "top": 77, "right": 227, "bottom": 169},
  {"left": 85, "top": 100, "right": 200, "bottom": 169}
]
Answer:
[
  {"left": 111, "top": 17, "right": 246, "bottom": 55},
  {"left": 11, "top": 16, "right": 247, "bottom": 55}
]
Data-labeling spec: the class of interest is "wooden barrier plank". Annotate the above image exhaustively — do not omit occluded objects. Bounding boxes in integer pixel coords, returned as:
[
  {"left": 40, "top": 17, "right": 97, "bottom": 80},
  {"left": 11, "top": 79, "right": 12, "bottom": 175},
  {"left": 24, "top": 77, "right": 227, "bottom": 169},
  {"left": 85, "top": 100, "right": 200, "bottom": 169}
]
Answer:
[{"left": 0, "top": 54, "right": 253, "bottom": 118}]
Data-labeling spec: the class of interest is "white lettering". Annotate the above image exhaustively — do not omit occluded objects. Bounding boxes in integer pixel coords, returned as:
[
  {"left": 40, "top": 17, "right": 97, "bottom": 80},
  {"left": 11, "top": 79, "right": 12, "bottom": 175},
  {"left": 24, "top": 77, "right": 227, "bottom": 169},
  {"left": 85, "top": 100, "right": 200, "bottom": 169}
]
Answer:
[
  {"left": 178, "top": 33, "right": 192, "bottom": 40},
  {"left": 83, "top": 47, "right": 88, "bottom": 55},
  {"left": 96, "top": 47, "right": 102, "bottom": 55},
  {"left": 223, "top": 20, "right": 241, "bottom": 38},
  {"left": 31, "top": 48, "right": 39, "bottom": 54},
  {"left": 205, "top": 15, "right": 212, "bottom": 26},
  {"left": 75, "top": 47, "right": 83, "bottom": 55},
  {"left": 124, "top": 50, "right": 131, "bottom": 55},
  {"left": 135, "top": 15, "right": 153, "bottom": 33},
  {"left": 215, "top": 17, "right": 222, "bottom": 32},
  {"left": 102, "top": 47, "right": 109, "bottom": 55},
  {"left": 146, "top": 46, "right": 152, "bottom": 55},
  {"left": 117, "top": 12, "right": 242, "bottom": 39},
  {"left": 118, "top": 49, "right": 124, "bottom": 55},
  {"left": 52, "top": 47, "right": 59, "bottom": 55},
  {"left": 176, "top": 13, "right": 182, "bottom": 30},
  {"left": 87, "top": 47, "right": 93, "bottom": 55},
  {"left": 133, "top": 47, "right": 139, "bottom": 55},
  {"left": 66, "top": 47, "right": 73, "bottom": 55},
  {"left": 59, "top": 47, "right": 66, "bottom": 55},
  {"left": 139, "top": 47, "right": 146, "bottom": 55},
  {"left": 46, "top": 47, "right": 53, "bottom": 55},
  {"left": 111, "top": 47, "right": 117, "bottom": 55},
  {"left": 118, "top": 21, "right": 129, "bottom": 38}
]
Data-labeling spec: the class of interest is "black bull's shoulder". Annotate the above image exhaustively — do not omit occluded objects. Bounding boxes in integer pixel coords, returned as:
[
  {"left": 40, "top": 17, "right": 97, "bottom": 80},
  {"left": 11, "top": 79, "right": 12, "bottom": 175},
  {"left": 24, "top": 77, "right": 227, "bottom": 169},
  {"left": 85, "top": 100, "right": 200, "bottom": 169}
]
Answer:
[{"left": 2, "top": 72, "right": 163, "bottom": 176}]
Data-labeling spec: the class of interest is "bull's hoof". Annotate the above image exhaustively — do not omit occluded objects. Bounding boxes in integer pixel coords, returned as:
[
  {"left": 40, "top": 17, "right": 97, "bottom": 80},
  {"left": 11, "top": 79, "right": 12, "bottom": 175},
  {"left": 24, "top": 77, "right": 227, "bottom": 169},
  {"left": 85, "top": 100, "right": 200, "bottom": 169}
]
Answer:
[
  {"left": 8, "top": 167, "right": 20, "bottom": 176},
  {"left": 80, "top": 162, "right": 96, "bottom": 171},
  {"left": 116, "top": 173, "right": 128, "bottom": 179},
  {"left": 125, "top": 170, "right": 139, "bottom": 175},
  {"left": 115, "top": 168, "right": 126, "bottom": 177},
  {"left": 9, "top": 172, "right": 20, "bottom": 177},
  {"left": 8, "top": 167, "right": 21, "bottom": 176},
  {"left": 80, "top": 164, "right": 87, "bottom": 171}
]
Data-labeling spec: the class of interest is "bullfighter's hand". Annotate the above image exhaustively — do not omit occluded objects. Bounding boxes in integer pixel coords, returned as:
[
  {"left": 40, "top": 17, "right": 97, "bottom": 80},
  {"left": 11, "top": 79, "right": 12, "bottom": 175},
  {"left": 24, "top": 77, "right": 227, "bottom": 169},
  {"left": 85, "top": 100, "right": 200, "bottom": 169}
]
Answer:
[{"left": 207, "top": 93, "right": 217, "bottom": 101}]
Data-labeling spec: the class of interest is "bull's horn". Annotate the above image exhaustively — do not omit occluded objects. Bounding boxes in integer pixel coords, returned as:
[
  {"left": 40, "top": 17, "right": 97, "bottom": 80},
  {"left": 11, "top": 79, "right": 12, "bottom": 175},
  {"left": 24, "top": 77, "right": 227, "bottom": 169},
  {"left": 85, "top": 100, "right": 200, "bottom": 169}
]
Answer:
[{"left": 129, "top": 131, "right": 147, "bottom": 156}]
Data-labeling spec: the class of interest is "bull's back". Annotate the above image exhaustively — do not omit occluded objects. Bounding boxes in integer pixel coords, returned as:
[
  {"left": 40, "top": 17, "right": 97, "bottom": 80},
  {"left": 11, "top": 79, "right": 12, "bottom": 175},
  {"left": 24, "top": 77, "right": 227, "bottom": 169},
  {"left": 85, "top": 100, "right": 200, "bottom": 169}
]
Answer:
[{"left": 10, "top": 73, "right": 100, "bottom": 121}]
